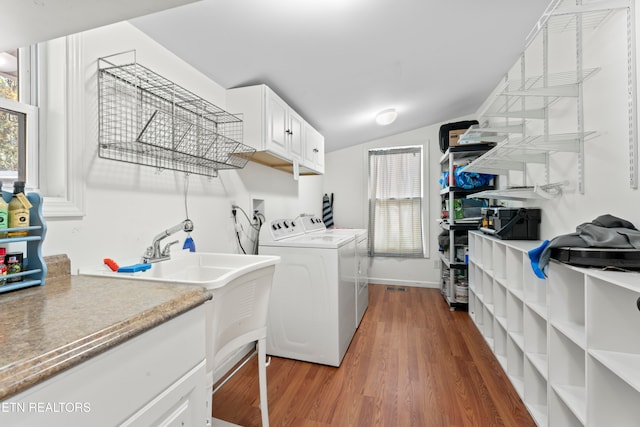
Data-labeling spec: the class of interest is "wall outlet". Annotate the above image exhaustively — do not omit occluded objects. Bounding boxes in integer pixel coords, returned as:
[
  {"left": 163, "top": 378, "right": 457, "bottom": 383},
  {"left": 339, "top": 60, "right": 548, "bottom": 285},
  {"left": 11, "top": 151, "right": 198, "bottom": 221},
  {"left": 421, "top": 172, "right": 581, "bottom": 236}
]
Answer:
[{"left": 433, "top": 259, "right": 440, "bottom": 269}]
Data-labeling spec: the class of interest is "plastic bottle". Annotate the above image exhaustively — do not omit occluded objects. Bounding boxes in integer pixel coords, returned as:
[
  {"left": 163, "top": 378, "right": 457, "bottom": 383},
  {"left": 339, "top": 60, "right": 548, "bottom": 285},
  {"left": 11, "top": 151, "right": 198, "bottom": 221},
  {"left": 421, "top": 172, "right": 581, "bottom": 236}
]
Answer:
[
  {"left": 0, "top": 182, "right": 8, "bottom": 238},
  {"left": 8, "top": 181, "right": 31, "bottom": 237}
]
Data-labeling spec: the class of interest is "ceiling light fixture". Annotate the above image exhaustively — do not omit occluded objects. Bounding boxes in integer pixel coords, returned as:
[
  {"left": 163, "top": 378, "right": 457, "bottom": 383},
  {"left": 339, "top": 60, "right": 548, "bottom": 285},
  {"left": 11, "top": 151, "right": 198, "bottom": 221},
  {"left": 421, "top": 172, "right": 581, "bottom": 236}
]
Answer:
[{"left": 375, "top": 108, "right": 397, "bottom": 126}]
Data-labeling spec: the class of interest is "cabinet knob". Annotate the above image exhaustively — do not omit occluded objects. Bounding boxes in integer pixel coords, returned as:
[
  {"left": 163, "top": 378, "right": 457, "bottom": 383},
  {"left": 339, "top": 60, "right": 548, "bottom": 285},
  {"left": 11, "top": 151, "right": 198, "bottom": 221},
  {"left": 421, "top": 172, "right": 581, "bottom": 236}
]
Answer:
[
  {"left": 313, "top": 148, "right": 319, "bottom": 153},
  {"left": 286, "top": 129, "right": 293, "bottom": 135}
]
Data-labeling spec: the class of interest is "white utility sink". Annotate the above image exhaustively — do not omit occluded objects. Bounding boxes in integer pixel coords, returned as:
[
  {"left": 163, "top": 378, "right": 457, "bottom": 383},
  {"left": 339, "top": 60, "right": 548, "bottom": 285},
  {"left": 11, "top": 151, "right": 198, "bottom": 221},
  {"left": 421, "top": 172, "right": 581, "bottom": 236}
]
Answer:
[
  {"left": 79, "top": 250, "right": 280, "bottom": 290},
  {"left": 81, "top": 249, "right": 279, "bottom": 427}
]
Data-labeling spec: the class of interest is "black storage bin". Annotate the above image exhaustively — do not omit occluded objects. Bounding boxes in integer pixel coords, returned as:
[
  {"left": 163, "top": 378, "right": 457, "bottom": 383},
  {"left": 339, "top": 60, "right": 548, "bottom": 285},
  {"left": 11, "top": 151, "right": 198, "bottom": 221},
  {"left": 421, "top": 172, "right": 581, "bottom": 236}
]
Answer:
[
  {"left": 438, "top": 120, "right": 479, "bottom": 153},
  {"left": 480, "top": 208, "right": 541, "bottom": 240}
]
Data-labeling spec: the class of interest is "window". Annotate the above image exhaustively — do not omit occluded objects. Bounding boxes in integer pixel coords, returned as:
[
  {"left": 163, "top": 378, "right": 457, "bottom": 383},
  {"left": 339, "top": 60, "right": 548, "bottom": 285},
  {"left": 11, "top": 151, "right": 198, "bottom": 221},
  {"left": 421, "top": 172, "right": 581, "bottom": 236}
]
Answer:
[
  {"left": 0, "top": 47, "right": 37, "bottom": 187},
  {"left": 368, "top": 146, "right": 425, "bottom": 257},
  {"left": 0, "top": 37, "right": 84, "bottom": 219}
]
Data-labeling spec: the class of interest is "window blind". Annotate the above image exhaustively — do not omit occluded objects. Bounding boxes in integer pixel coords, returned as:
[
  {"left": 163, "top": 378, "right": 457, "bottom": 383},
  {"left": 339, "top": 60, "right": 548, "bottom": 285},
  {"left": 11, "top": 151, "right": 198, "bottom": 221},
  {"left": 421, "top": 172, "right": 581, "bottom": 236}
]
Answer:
[{"left": 368, "top": 146, "right": 424, "bottom": 257}]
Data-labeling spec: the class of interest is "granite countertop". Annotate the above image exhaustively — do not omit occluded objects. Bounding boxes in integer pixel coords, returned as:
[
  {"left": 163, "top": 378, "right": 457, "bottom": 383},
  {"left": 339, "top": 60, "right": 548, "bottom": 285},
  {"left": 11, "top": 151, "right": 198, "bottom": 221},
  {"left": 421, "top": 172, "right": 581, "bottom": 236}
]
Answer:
[{"left": 0, "top": 275, "right": 211, "bottom": 400}]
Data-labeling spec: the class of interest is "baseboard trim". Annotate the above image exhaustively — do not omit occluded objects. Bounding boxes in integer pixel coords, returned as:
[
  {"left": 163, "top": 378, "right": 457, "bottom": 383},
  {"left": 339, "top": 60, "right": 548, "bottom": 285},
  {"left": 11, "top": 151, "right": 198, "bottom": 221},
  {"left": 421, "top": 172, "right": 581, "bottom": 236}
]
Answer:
[{"left": 366, "top": 278, "right": 439, "bottom": 289}]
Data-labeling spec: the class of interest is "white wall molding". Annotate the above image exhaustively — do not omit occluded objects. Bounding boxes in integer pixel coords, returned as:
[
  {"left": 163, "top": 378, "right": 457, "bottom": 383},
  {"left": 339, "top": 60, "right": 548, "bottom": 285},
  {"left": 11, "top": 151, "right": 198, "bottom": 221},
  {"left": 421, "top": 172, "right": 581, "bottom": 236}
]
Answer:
[{"left": 41, "top": 33, "right": 85, "bottom": 218}]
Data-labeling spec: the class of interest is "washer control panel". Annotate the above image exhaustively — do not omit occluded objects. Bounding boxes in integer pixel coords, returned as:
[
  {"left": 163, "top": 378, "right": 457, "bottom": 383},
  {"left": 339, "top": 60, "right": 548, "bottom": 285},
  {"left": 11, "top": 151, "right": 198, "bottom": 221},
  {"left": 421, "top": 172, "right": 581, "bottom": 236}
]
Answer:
[
  {"left": 269, "top": 218, "right": 305, "bottom": 241},
  {"left": 299, "top": 215, "right": 326, "bottom": 233}
]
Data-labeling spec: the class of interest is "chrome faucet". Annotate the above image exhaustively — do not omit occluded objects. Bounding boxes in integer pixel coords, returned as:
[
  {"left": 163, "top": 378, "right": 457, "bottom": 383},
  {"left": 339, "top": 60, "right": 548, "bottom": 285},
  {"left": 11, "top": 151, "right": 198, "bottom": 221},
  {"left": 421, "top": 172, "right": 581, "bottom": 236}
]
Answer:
[{"left": 142, "top": 219, "right": 194, "bottom": 263}]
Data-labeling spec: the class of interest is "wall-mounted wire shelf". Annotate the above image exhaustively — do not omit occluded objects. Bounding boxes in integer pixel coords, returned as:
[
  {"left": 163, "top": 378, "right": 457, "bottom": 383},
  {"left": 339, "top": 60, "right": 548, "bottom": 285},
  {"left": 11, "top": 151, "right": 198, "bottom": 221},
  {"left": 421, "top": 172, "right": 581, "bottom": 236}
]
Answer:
[
  {"left": 479, "top": 69, "right": 599, "bottom": 119},
  {"left": 463, "top": 132, "right": 597, "bottom": 175},
  {"left": 458, "top": 124, "right": 524, "bottom": 146},
  {"left": 98, "top": 51, "right": 254, "bottom": 178},
  {"left": 469, "top": 182, "right": 567, "bottom": 201},
  {"left": 526, "top": 0, "right": 622, "bottom": 46}
]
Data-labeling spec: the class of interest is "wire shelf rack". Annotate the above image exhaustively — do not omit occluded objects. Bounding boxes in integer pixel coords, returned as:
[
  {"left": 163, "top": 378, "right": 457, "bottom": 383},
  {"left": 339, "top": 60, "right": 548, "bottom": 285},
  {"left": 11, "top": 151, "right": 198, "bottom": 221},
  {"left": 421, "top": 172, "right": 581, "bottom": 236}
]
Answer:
[
  {"left": 525, "top": 0, "right": 621, "bottom": 46},
  {"left": 98, "top": 51, "right": 254, "bottom": 177}
]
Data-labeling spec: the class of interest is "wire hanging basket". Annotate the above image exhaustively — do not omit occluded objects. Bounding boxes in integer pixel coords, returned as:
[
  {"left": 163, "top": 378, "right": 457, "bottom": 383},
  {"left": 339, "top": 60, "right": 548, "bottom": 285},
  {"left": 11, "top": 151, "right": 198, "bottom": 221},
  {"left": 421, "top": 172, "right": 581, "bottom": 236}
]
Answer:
[{"left": 97, "top": 50, "right": 254, "bottom": 177}]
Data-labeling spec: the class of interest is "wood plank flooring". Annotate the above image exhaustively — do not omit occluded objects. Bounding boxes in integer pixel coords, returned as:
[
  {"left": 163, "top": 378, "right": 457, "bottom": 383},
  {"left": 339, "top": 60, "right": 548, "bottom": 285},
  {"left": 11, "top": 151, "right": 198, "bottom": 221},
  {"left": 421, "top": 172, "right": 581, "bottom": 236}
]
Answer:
[{"left": 212, "top": 284, "right": 536, "bottom": 427}]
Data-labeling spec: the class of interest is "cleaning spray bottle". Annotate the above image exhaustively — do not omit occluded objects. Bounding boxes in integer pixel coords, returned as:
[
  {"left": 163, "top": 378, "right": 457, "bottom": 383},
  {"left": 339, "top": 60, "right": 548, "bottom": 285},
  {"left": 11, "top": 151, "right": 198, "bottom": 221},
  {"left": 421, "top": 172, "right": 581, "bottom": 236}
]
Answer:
[
  {"left": 0, "top": 182, "right": 9, "bottom": 238},
  {"left": 8, "top": 181, "right": 32, "bottom": 237}
]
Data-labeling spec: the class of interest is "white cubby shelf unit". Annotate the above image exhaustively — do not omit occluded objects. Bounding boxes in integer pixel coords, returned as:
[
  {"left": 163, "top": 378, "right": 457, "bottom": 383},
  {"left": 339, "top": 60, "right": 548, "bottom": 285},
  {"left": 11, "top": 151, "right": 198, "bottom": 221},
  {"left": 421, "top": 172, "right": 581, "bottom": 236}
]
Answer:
[{"left": 468, "top": 230, "right": 640, "bottom": 427}]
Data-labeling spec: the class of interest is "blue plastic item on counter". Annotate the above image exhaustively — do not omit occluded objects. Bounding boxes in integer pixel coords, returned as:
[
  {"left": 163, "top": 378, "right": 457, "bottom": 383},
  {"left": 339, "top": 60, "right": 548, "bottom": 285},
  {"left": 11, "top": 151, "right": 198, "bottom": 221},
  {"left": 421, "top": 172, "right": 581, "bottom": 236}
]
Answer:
[
  {"left": 117, "top": 263, "right": 152, "bottom": 273},
  {"left": 528, "top": 240, "right": 550, "bottom": 279}
]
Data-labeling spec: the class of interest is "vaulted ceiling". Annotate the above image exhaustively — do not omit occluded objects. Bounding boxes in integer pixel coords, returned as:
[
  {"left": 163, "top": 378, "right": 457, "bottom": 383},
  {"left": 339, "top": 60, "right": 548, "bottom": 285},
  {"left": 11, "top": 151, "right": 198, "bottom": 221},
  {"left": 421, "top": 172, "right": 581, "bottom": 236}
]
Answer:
[
  {"left": 132, "top": 0, "right": 550, "bottom": 152},
  {"left": 7, "top": 0, "right": 551, "bottom": 153}
]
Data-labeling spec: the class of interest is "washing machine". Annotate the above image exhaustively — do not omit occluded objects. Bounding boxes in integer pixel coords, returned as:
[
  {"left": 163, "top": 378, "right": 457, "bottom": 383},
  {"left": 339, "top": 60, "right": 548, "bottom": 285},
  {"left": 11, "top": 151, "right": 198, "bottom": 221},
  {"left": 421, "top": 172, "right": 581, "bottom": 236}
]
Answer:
[
  {"left": 259, "top": 218, "right": 357, "bottom": 367},
  {"left": 299, "top": 216, "right": 370, "bottom": 328}
]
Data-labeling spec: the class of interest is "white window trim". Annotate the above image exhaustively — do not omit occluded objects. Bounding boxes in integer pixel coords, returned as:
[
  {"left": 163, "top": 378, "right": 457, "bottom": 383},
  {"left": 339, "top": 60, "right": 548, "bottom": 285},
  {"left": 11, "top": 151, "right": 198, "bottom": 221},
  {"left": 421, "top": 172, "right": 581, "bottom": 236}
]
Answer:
[
  {"left": 0, "top": 97, "right": 38, "bottom": 185},
  {"left": 37, "top": 34, "right": 85, "bottom": 218}
]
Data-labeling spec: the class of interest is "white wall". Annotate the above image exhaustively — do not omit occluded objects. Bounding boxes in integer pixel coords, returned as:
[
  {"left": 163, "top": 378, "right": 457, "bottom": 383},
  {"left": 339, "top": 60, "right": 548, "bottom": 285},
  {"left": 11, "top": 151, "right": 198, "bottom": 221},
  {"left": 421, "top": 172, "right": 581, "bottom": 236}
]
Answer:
[
  {"left": 324, "top": 125, "right": 449, "bottom": 288},
  {"left": 41, "top": 22, "right": 322, "bottom": 272}
]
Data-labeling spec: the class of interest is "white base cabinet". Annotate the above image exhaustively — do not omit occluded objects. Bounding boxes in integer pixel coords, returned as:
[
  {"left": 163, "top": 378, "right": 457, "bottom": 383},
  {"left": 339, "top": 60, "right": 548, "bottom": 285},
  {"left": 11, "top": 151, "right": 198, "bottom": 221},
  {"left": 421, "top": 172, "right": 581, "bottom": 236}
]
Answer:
[
  {"left": 4, "top": 305, "right": 208, "bottom": 427},
  {"left": 469, "top": 231, "right": 640, "bottom": 427}
]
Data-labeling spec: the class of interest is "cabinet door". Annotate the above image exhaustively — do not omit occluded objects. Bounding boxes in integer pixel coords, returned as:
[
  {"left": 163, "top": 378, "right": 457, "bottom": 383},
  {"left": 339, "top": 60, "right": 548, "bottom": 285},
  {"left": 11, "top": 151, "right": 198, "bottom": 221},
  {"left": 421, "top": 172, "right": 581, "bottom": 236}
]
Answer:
[
  {"left": 289, "top": 109, "right": 304, "bottom": 162},
  {"left": 121, "top": 361, "right": 207, "bottom": 427},
  {"left": 303, "top": 123, "right": 325, "bottom": 174},
  {"left": 225, "top": 85, "right": 264, "bottom": 151},
  {"left": 266, "top": 91, "right": 289, "bottom": 158}
]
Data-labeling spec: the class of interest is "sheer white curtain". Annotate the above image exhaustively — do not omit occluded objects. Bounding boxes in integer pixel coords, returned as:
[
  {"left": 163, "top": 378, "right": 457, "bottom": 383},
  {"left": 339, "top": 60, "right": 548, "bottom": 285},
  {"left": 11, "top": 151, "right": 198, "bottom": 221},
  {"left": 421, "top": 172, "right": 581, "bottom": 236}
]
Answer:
[{"left": 368, "top": 146, "right": 424, "bottom": 257}]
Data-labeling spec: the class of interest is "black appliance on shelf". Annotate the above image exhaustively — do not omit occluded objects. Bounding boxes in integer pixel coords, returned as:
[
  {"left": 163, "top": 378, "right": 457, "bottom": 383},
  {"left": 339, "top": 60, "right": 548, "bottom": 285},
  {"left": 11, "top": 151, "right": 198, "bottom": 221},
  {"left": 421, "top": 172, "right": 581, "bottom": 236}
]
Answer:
[
  {"left": 550, "top": 247, "right": 640, "bottom": 270},
  {"left": 480, "top": 207, "right": 541, "bottom": 240}
]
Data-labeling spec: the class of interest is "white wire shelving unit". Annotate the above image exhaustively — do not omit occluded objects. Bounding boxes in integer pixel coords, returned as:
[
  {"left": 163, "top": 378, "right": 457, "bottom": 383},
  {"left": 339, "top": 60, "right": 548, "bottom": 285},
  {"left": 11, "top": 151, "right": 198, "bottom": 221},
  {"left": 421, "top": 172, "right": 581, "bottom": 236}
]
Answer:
[{"left": 459, "top": 0, "right": 636, "bottom": 199}]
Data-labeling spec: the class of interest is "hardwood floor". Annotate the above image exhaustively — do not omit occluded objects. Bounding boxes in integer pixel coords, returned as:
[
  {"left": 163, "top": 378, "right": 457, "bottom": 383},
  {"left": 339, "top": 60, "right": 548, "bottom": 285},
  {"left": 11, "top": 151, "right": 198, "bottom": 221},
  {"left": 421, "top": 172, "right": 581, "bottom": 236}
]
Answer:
[{"left": 212, "top": 284, "right": 536, "bottom": 427}]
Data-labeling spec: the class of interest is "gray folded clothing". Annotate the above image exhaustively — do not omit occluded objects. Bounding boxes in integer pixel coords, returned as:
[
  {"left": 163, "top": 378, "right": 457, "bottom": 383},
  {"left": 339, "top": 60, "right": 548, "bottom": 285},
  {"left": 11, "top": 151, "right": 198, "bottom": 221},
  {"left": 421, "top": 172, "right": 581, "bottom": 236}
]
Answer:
[{"left": 537, "top": 214, "right": 640, "bottom": 274}]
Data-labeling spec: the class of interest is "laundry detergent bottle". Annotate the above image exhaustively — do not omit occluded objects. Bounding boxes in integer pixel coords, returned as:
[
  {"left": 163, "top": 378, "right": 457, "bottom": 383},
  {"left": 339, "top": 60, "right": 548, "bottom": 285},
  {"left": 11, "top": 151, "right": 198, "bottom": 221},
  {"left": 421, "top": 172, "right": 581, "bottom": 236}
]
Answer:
[{"left": 8, "top": 181, "right": 31, "bottom": 237}]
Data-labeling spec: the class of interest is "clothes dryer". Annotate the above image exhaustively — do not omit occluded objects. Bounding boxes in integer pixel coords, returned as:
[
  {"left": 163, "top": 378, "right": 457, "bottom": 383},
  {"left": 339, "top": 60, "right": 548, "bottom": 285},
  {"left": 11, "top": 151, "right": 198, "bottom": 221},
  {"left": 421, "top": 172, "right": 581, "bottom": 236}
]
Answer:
[{"left": 299, "top": 216, "right": 370, "bottom": 328}]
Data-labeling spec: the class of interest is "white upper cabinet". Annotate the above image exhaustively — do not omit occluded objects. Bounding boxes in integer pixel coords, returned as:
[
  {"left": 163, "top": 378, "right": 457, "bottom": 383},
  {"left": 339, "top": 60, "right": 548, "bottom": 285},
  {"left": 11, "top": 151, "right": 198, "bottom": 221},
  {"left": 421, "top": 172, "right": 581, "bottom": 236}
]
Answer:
[{"left": 227, "top": 84, "right": 324, "bottom": 176}]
